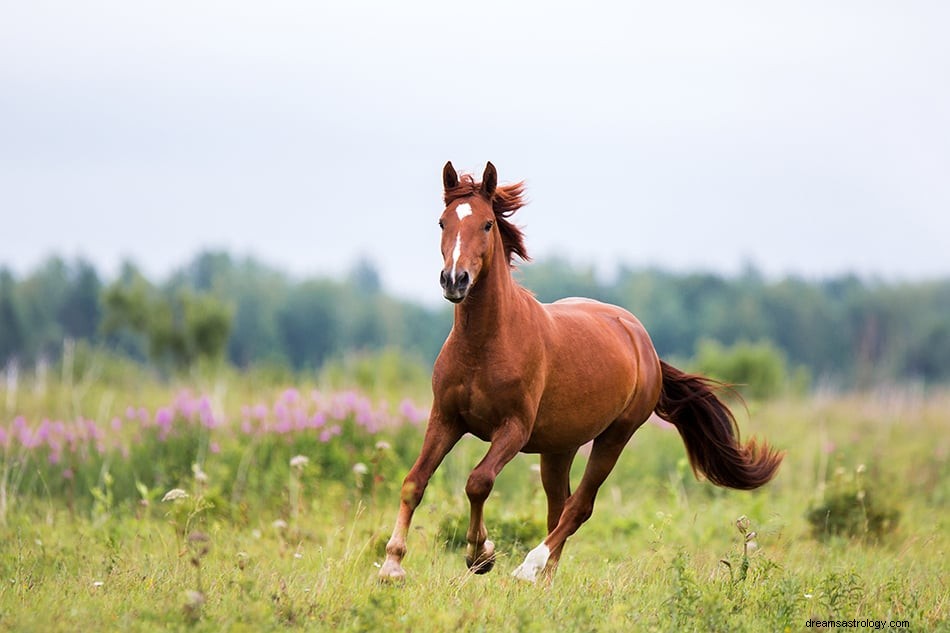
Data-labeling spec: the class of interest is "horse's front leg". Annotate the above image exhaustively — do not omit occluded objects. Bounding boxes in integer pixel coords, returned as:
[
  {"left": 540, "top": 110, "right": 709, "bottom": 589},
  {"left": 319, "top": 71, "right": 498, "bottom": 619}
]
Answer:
[
  {"left": 464, "top": 419, "right": 529, "bottom": 574},
  {"left": 379, "top": 412, "right": 464, "bottom": 581}
]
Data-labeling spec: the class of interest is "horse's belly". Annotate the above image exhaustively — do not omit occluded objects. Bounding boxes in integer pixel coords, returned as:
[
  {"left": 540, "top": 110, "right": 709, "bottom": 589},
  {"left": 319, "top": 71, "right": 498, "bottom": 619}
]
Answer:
[{"left": 525, "top": 382, "right": 631, "bottom": 452}]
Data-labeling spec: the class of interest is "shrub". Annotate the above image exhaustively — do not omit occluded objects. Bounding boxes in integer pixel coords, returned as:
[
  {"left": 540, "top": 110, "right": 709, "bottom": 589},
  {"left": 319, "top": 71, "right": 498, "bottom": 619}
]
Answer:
[
  {"left": 692, "top": 339, "right": 808, "bottom": 399},
  {"left": 805, "top": 464, "right": 900, "bottom": 542}
]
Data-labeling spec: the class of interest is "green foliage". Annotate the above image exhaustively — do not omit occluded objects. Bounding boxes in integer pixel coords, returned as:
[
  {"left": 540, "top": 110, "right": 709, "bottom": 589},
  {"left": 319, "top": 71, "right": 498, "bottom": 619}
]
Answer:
[
  {"left": 0, "top": 269, "right": 28, "bottom": 362},
  {"left": 3, "top": 251, "right": 950, "bottom": 387},
  {"left": 0, "top": 258, "right": 103, "bottom": 364},
  {"left": 102, "top": 269, "right": 233, "bottom": 369},
  {"left": 806, "top": 465, "right": 901, "bottom": 542},
  {"left": 692, "top": 339, "right": 808, "bottom": 399}
]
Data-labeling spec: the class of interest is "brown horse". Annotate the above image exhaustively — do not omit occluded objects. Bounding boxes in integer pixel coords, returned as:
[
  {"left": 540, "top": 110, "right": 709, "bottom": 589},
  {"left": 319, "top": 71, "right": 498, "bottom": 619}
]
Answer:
[{"left": 378, "top": 162, "right": 783, "bottom": 583}]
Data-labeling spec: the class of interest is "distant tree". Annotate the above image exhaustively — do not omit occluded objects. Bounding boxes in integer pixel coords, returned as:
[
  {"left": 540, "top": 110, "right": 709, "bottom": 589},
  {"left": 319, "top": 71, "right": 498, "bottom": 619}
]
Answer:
[
  {"left": 614, "top": 268, "right": 693, "bottom": 358},
  {"left": 17, "top": 257, "right": 70, "bottom": 359},
  {"left": 348, "top": 258, "right": 382, "bottom": 295},
  {"left": 3, "top": 249, "right": 950, "bottom": 386},
  {"left": 173, "top": 251, "right": 290, "bottom": 366},
  {"left": 102, "top": 273, "right": 233, "bottom": 369},
  {"left": 178, "top": 251, "right": 234, "bottom": 292},
  {"left": 58, "top": 259, "right": 102, "bottom": 340},
  {"left": 277, "top": 281, "right": 343, "bottom": 369},
  {"left": 0, "top": 269, "right": 27, "bottom": 363}
]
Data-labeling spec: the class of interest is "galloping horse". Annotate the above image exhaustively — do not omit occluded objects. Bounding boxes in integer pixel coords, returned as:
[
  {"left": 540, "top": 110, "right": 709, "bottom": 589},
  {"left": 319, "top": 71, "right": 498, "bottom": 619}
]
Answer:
[{"left": 379, "top": 162, "right": 783, "bottom": 583}]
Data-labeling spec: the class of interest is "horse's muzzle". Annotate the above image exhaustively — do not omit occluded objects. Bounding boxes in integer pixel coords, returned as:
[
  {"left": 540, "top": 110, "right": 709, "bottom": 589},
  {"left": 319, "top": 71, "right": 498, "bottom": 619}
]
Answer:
[{"left": 440, "top": 269, "right": 470, "bottom": 303}]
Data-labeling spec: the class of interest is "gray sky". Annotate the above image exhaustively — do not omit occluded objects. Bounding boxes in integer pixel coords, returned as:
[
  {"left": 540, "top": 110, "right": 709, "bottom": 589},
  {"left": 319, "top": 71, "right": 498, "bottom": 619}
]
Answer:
[{"left": 2, "top": 1, "right": 948, "bottom": 304}]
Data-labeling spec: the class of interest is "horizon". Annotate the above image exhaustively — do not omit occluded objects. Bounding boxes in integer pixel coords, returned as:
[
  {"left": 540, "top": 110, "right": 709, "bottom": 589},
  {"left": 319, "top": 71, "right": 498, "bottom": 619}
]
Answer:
[{"left": 6, "top": 246, "right": 946, "bottom": 310}]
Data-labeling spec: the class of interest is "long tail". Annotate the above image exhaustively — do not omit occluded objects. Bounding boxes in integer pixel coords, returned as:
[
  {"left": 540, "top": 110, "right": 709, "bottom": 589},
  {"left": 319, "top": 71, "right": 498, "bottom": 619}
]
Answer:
[{"left": 654, "top": 360, "right": 783, "bottom": 490}]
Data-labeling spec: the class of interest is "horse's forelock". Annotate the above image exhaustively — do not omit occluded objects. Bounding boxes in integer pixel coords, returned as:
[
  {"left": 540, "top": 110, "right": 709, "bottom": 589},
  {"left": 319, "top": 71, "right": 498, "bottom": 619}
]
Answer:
[{"left": 443, "top": 174, "right": 529, "bottom": 266}]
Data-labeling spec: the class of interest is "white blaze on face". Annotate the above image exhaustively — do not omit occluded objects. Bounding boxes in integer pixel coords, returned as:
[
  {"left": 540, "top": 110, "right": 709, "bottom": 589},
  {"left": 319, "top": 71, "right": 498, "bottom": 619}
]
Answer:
[
  {"left": 450, "top": 203, "right": 473, "bottom": 282},
  {"left": 456, "top": 203, "right": 473, "bottom": 221},
  {"left": 450, "top": 233, "right": 462, "bottom": 282}
]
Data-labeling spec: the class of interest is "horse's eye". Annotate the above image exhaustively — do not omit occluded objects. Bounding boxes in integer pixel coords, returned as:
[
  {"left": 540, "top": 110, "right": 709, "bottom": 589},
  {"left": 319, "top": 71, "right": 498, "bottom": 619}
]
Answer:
[
  {"left": 484, "top": 221, "right": 494, "bottom": 232},
  {"left": 439, "top": 220, "right": 445, "bottom": 229}
]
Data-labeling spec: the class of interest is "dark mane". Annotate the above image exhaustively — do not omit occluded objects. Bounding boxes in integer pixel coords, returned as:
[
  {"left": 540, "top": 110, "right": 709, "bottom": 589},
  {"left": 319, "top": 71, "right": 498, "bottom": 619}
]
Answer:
[{"left": 444, "top": 174, "right": 530, "bottom": 266}]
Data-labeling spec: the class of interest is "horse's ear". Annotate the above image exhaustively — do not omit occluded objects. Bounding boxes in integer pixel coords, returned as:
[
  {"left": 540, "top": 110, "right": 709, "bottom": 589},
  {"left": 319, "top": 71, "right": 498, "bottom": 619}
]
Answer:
[
  {"left": 481, "top": 161, "right": 497, "bottom": 198},
  {"left": 443, "top": 161, "right": 459, "bottom": 190}
]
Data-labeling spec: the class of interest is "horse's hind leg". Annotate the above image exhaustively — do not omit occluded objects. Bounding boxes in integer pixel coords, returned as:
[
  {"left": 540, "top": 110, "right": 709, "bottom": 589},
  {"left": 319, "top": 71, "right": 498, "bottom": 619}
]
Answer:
[
  {"left": 538, "top": 450, "right": 577, "bottom": 577},
  {"left": 464, "top": 420, "right": 529, "bottom": 574},
  {"left": 513, "top": 419, "right": 645, "bottom": 583},
  {"left": 379, "top": 413, "right": 464, "bottom": 581}
]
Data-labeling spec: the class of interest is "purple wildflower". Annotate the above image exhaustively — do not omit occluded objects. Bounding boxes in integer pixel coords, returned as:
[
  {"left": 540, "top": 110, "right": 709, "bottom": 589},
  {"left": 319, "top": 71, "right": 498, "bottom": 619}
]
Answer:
[
  {"left": 155, "top": 407, "right": 173, "bottom": 426},
  {"left": 399, "top": 398, "right": 429, "bottom": 425}
]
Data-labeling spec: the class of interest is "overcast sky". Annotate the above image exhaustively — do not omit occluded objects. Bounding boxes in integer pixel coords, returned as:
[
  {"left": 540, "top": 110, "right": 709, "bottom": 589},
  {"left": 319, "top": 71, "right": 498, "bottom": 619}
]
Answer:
[{"left": 2, "top": 1, "right": 948, "bottom": 304}]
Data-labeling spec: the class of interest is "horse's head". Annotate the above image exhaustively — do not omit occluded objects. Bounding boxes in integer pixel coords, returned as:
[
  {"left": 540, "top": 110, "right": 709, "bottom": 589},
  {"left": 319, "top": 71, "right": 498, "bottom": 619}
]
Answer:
[{"left": 438, "top": 161, "right": 501, "bottom": 303}]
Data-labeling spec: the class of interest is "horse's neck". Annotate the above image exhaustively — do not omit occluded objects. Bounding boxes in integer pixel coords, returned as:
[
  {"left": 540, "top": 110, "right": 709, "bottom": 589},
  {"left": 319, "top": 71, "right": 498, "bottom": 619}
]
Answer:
[{"left": 453, "top": 258, "right": 533, "bottom": 349}]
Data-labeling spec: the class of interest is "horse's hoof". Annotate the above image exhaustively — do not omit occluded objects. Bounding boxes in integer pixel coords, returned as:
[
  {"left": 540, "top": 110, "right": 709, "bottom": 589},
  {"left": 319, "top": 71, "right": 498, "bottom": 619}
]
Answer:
[
  {"left": 377, "top": 559, "right": 407, "bottom": 582},
  {"left": 465, "top": 539, "right": 496, "bottom": 574},
  {"left": 466, "top": 556, "right": 496, "bottom": 574}
]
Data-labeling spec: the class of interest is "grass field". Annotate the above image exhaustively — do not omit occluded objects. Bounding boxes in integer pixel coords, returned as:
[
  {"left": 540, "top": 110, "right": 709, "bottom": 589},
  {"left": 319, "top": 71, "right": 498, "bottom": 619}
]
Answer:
[{"left": 0, "top": 369, "right": 947, "bottom": 631}]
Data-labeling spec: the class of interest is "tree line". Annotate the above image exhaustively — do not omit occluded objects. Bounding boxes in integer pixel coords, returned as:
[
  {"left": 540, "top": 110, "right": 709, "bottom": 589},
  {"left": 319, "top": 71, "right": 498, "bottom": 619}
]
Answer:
[{"left": 1, "top": 252, "right": 948, "bottom": 386}]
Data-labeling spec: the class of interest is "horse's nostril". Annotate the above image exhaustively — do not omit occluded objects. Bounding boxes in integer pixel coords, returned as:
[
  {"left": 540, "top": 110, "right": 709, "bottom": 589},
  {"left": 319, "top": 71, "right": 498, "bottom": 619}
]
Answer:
[
  {"left": 440, "top": 270, "right": 449, "bottom": 287},
  {"left": 457, "top": 271, "right": 470, "bottom": 287}
]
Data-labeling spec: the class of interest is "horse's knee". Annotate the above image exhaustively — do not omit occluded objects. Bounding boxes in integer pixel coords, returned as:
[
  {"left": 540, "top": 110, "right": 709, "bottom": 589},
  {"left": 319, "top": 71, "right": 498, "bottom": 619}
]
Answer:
[
  {"left": 465, "top": 470, "right": 494, "bottom": 502},
  {"left": 400, "top": 476, "right": 426, "bottom": 507}
]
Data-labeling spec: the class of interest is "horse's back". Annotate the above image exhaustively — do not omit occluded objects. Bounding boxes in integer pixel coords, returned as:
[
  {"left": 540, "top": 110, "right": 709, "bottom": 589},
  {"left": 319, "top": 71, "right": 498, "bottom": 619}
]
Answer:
[{"left": 546, "top": 297, "right": 654, "bottom": 348}]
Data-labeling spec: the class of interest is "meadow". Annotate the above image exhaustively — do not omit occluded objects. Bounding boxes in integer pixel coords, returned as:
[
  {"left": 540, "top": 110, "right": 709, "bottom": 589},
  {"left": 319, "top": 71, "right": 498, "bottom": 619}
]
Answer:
[{"left": 0, "top": 362, "right": 947, "bottom": 632}]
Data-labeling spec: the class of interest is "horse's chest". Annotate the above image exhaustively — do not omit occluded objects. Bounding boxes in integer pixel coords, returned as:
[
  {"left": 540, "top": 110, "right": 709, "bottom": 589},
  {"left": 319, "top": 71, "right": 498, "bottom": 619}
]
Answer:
[
  {"left": 450, "top": 373, "right": 531, "bottom": 441},
  {"left": 454, "top": 382, "right": 501, "bottom": 440}
]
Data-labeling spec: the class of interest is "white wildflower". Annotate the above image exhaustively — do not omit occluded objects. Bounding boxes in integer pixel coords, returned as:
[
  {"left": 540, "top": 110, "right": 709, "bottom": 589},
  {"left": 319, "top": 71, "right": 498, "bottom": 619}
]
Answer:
[
  {"left": 290, "top": 455, "right": 310, "bottom": 469},
  {"left": 374, "top": 441, "right": 391, "bottom": 451},
  {"left": 162, "top": 488, "right": 189, "bottom": 502},
  {"left": 352, "top": 462, "right": 369, "bottom": 475},
  {"left": 272, "top": 519, "right": 288, "bottom": 530}
]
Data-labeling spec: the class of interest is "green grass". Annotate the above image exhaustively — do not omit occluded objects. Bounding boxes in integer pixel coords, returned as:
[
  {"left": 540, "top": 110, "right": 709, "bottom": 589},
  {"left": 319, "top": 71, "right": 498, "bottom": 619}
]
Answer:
[{"left": 1, "top": 375, "right": 948, "bottom": 631}]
